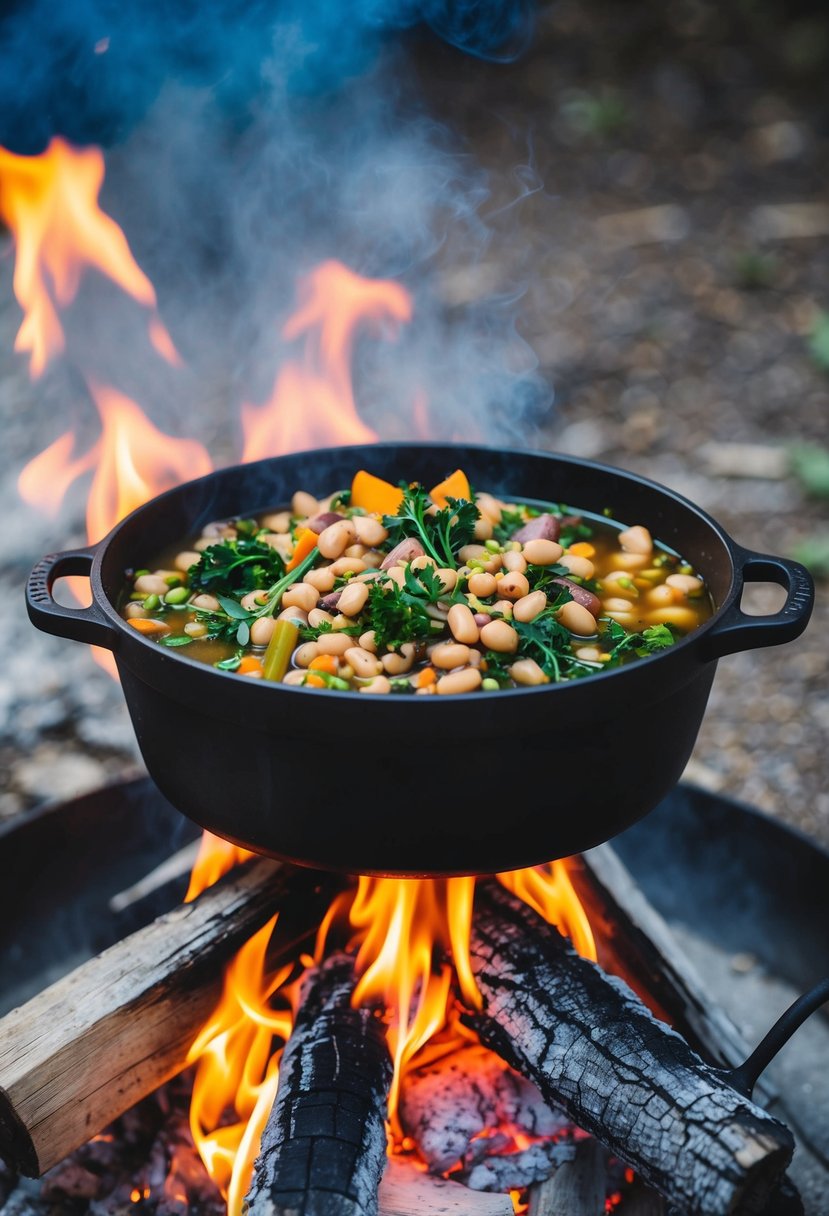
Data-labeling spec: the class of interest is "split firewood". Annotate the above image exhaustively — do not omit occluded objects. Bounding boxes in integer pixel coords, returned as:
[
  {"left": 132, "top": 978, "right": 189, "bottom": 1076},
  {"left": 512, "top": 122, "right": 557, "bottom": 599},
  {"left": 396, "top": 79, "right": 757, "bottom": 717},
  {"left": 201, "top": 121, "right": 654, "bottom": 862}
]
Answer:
[
  {"left": 0, "top": 859, "right": 343, "bottom": 1177},
  {"left": 244, "top": 952, "right": 392, "bottom": 1216},
  {"left": 464, "top": 880, "right": 794, "bottom": 1216},
  {"left": 399, "top": 1043, "right": 567, "bottom": 1172},
  {"left": 377, "top": 1157, "right": 513, "bottom": 1215},
  {"left": 527, "top": 1137, "right": 608, "bottom": 1215}
]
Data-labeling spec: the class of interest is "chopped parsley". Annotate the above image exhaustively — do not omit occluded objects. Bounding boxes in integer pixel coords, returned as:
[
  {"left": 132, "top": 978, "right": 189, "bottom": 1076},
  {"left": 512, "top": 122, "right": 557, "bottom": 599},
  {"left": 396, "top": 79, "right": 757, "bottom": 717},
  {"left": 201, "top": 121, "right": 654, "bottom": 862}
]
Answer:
[
  {"left": 383, "top": 484, "right": 479, "bottom": 567},
  {"left": 188, "top": 537, "right": 286, "bottom": 597}
]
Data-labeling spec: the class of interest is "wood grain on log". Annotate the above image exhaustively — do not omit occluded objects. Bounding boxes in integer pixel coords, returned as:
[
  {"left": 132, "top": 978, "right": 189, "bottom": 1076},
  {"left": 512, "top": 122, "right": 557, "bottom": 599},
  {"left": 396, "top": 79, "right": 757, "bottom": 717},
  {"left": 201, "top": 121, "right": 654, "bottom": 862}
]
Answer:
[
  {"left": 465, "top": 880, "right": 794, "bottom": 1216},
  {"left": 377, "top": 1158, "right": 512, "bottom": 1216},
  {"left": 527, "top": 1137, "right": 607, "bottom": 1215},
  {"left": 244, "top": 953, "right": 392, "bottom": 1216},
  {"left": 0, "top": 859, "right": 342, "bottom": 1177}
]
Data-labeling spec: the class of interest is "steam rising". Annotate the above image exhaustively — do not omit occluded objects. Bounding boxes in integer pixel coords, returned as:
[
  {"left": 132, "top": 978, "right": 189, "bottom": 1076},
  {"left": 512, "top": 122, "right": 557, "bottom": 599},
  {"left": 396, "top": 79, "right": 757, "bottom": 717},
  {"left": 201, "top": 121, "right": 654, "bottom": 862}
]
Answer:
[{"left": 3, "top": 0, "right": 549, "bottom": 460}]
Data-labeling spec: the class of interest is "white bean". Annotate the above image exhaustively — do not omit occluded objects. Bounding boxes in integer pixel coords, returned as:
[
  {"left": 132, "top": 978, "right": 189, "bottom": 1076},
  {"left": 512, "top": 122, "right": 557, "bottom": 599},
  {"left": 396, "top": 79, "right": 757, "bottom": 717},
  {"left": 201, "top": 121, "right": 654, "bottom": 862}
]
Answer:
[
  {"left": 345, "top": 647, "right": 382, "bottom": 678},
  {"left": 556, "top": 601, "right": 598, "bottom": 636},
  {"left": 479, "top": 620, "right": 519, "bottom": 653},
  {"left": 437, "top": 667, "right": 483, "bottom": 695},
  {"left": 317, "top": 519, "right": 357, "bottom": 559},
  {"left": 338, "top": 582, "right": 369, "bottom": 617},
  {"left": 447, "top": 603, "right": 480, "bottom": 645}
]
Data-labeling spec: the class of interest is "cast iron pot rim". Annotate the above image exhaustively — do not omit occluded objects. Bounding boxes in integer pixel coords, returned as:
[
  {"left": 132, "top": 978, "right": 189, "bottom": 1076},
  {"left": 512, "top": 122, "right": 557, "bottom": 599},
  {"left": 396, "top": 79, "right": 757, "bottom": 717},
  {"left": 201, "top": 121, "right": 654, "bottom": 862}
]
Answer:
[{"left": 55, "top": 442, "right": 810, "bottom": 705}]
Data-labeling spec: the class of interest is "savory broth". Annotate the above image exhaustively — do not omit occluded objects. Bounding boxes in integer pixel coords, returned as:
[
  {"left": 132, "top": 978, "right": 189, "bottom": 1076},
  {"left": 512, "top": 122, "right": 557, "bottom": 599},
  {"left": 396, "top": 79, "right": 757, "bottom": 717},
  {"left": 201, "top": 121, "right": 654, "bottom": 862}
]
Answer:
[{"left": 120, "top": 470, "right": 713, "bottom": 694}]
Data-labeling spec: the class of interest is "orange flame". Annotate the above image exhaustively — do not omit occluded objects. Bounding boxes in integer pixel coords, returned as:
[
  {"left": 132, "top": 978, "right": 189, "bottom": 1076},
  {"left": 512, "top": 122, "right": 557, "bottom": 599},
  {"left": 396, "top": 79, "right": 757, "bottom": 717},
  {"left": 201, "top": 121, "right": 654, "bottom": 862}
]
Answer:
[
  {"left": 188, "top": 863, "right": 596, "bottom": 1207},
  {"left": 187, "top": 916, "right": 293, "bottom": 1214},
  {"left": 240, "top": 260, "right": 411, "bottom": 459},
  {"left": 0, "top": 137, "right": 178, "bottom": 377},
  {"left": 184, "top": 832, "right": 255, "bottom": 903}
]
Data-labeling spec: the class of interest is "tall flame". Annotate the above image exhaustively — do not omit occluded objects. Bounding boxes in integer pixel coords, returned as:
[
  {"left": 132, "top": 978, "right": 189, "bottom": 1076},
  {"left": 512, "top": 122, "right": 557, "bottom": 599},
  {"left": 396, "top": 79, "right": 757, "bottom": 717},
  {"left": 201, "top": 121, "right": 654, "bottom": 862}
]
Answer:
[
  {"left": 188, "top": 863, "right": 596, "bottom": 1209},
  {"left": 0, "top": 137, "right": 177, "bottom": 377},
  {"left": 240, "top": 260, "right": 411, "bottom": 459}
]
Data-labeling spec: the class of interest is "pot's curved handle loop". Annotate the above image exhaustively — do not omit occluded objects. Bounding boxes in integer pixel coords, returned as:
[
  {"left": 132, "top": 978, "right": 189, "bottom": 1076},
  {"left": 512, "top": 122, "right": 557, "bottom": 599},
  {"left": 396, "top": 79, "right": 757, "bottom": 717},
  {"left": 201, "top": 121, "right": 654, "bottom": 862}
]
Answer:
[
  {"left": 704, "top": 548, "right": 814, "bottom": 660},
  {"left": 26, "top": 546, "right": 119, "bottom": 651}
]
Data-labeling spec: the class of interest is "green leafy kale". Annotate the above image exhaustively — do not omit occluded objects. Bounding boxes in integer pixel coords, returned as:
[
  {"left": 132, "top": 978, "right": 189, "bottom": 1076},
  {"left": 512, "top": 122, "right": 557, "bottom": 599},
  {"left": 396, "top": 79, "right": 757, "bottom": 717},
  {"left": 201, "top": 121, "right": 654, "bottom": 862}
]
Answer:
[
  {"left": 383, "top": 484, "right": 479, "bottom": 567},
  {"left": 188, "top": 537, "right": 285, "bottom": 597},
  {"left": 602, "top": 619, "right": 677, "bottom": 659},
  {"left": 492, "top": 506, "right": 529, "bottom": 546},
  {"left": 513, "top": 611, "right": 576, "bottom": 681},
  {"left": 366, "top": 566, "right": 445, "bottom": 651}
]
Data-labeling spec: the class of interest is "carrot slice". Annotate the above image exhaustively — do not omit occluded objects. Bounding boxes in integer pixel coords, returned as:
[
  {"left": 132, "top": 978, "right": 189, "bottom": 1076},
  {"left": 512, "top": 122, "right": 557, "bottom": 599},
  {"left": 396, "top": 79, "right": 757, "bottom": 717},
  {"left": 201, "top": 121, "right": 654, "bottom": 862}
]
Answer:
[
  {"left": 129, "top": 618, "right": 170, "bottom": 636},
  {"left": 304, "top": 673, "right": 326, "bottom": 688},
  {"left": 429, "top": 469, "right": 470, "bottom": 508},
  {"left": 416, "top": 667, "right": 437, "bottom": 688},
  {"left": 285, "top": 527, "right": 318, "bottom": 572},
  {"left": 238, "top": 655, "right": 264, "bottom": 675},
  {"left": 350, "top": 470, "right": 404, "bottom": 516},
  {"left": 309, "top": 654, "right": 339, "bottom": 675},
  {"left": 568, "top": 542, "right": 596, "bottom": 558}
]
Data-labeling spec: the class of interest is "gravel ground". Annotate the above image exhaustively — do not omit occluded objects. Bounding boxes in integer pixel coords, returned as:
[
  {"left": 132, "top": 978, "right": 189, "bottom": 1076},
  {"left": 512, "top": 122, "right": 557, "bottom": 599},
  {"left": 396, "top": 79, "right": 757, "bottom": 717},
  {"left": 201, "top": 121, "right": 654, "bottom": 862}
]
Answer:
[{"left": 0, "top": 0, "right": 827, "bottom": 845}]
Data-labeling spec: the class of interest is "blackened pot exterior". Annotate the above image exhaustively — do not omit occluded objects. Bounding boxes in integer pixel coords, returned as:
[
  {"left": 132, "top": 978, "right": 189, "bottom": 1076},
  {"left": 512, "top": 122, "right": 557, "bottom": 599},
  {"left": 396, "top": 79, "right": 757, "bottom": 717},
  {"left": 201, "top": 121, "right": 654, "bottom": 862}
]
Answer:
[{"left": 27, "top": 444, "right": 814, "bottom": 875}]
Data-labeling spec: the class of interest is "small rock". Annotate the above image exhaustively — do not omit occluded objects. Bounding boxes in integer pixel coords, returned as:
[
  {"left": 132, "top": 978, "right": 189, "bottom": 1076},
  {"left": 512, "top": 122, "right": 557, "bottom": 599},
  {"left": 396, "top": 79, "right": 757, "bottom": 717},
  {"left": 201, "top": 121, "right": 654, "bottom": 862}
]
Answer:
[{"left": 16, "top": 750, "right": 107, "bottom": 803}]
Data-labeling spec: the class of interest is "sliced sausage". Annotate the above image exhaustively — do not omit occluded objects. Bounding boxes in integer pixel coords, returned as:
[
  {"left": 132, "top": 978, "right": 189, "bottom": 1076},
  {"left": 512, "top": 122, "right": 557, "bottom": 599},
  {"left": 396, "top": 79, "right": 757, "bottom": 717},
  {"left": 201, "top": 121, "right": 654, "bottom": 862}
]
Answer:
[
  {"left": 511, "top": 513, "right": 561, "bottom": 544},
  {"left": 549, "top": 577, "right": 602, "bottom": 618}
]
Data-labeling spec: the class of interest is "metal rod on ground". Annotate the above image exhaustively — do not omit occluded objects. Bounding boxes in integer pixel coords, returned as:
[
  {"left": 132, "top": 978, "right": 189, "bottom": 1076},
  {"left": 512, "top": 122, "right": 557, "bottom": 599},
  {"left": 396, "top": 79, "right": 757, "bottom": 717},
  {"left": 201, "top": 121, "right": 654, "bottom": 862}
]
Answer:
[
  {"left": 245, "top": 952, "right": 392, "bottom": 1216},
  {"left": 464, "top": 880, "right": 794, "bottom": 1216}
]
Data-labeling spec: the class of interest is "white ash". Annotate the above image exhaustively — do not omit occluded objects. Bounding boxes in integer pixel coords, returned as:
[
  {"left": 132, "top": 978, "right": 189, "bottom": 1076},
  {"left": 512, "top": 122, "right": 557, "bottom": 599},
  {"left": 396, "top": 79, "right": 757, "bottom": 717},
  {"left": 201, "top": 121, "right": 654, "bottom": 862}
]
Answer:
[
  {"left": 399, "top": 1043, "right": 568, "bottom": 1173},
  {"left": 462, "top": 1140, "right": 576, "bottom": 1192}
]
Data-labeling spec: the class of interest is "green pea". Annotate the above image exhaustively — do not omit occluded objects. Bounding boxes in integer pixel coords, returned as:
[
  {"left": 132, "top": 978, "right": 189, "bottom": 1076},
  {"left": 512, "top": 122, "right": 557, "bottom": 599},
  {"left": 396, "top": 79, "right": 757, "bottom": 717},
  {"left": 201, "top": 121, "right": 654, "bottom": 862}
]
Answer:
[
  {"left": 482, "top": 678, "right": 500, "bottom": 691},
  {"left": 164, "top": 586, "right": 190, "bottom": 605},
  {"left": 484, "top": 539, "right": 501, "bottom": 553}
]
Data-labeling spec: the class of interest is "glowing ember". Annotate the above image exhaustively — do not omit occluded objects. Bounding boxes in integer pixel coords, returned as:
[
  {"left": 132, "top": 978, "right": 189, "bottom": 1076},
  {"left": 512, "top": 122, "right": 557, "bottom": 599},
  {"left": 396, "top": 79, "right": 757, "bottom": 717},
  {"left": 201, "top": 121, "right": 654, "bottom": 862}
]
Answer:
[
  {"left": 240, "top": 260, "right": 411, "bottom": 459},
  {"left": 0, "top": 137, "right": 177, "bottom": 377}
]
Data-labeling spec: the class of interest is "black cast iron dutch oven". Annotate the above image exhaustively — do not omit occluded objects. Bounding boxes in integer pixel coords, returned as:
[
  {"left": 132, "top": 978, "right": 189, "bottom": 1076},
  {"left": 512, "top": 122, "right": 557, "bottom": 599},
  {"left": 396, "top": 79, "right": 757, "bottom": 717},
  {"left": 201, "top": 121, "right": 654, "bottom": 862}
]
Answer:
[{"left": 26, "top": 444, "right": 814, "bottom": 876}]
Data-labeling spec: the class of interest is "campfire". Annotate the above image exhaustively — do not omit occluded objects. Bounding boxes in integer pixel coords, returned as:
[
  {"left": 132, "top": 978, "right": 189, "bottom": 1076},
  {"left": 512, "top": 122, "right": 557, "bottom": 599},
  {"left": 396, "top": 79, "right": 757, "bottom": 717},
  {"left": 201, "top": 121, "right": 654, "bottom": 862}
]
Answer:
[{"left": 0, "top": 61, "right": 817, "bottom": 1216}]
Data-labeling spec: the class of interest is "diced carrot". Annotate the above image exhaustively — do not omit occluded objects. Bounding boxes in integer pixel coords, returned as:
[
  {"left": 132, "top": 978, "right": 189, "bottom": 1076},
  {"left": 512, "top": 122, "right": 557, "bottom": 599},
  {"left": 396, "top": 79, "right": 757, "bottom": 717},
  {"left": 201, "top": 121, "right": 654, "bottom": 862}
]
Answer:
[
  {"left": 416, "top": 667, "right": 437, "bottom": 688},
  {"left": 238, "top": 655, "right": 264, "bottom": 675},
  {"left": 350, "top": 470, "right": 404, "bottom": 516},
  {"left": 568, "top": 542, "right": 596, "bottom": 558},
  {"left": 304, "top": 673, "right": 327, "bottom": 688},
  {"left": 129, "top": 618, "right": 170, "bottom": 636},
  {"left": 285, "top": 527, "right": 318, "bottom": 572},
  {"left": 429, "top": 468, "right": 471, "bottom": 508},
  {"left": 309, "top": 654, "right": 339, "bottom": 675}
]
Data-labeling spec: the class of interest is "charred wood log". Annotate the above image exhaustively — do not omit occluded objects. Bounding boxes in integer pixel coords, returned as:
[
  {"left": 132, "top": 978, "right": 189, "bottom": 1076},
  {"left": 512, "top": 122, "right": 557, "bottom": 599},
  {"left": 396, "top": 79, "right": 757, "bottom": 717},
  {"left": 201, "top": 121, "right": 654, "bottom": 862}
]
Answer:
[
  {"left": 0, "top": 858, "right": 343, "bottom": 1177},
  {"left": 464, "top": 880, "right": 794, "bottom": 1216},
  {"left": 376, "top": 1157, "right": 513, "bottom": 1215},
  {"left": 569, "top": 846, "right": 774, "bottom": 1100},
  {"left": 244, "top": 953, "right": 392, "bottom": 1216}
]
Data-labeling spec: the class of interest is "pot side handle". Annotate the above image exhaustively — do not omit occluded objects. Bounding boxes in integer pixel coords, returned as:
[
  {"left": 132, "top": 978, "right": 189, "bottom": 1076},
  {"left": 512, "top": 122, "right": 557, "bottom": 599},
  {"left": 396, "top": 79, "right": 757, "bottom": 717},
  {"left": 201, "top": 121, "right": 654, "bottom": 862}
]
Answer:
[
  {"left": 703, "top": 548, "right": 814, "bottom": 660},
  {"left": 26, "top": 546, "right": 119, "bottom": 651}
]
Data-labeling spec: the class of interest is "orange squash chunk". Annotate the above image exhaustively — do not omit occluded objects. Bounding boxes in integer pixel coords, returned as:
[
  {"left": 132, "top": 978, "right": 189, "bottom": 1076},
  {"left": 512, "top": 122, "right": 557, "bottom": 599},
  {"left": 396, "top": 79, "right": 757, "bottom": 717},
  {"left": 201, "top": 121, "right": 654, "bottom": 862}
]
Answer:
[
  {"left": 429, "top": 468, "right": 471, "bottom": 508},
  {"left": 350, "top": 470, "right": 404, "bottom": 516}
]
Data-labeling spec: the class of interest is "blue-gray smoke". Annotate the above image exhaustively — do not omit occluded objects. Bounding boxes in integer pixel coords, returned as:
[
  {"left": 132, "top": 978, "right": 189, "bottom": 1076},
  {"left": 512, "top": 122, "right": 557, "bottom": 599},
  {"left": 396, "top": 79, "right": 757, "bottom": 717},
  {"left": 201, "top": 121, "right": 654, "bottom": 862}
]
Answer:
[
  {"left": 4, "top": 0, "right": 550, "bottom": 450},
  {"left": 0, "top": 0, "right": 533, "bottom": 153}
]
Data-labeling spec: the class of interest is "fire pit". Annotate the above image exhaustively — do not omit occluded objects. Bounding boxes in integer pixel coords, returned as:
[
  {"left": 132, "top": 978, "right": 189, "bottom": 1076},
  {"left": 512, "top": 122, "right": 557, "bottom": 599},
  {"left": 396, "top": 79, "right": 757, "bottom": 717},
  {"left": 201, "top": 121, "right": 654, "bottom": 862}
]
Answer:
[{"left": 1, "top": 777, "right": 826, "bottom": 1215}]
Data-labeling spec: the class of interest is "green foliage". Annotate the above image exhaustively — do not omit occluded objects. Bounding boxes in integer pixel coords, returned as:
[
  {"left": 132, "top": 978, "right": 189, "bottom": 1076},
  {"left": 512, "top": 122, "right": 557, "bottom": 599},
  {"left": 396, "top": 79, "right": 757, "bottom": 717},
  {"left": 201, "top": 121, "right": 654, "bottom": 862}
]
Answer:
[
  {"left": 792, "top": 534, "right": 829, "bottom": 580},
  {"left": 789, "top": 443, "right": 829, "bottom": 498},
  {"left": 562, "top": 90, "right": 630, "bottom": 140},
  {"left": 808, "top": 311, "right": 829, "bottom": 373},
  {"left": 734, "top": 250, "right": 777, "bottom": 291}
]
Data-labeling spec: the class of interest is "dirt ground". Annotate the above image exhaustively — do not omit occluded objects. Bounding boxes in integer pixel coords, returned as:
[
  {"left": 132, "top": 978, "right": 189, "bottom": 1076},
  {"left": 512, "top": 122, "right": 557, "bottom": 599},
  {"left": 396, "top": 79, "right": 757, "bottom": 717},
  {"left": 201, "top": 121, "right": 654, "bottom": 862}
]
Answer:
[{"left": 0, "top": 0, "right": 827, "bottom": 844}]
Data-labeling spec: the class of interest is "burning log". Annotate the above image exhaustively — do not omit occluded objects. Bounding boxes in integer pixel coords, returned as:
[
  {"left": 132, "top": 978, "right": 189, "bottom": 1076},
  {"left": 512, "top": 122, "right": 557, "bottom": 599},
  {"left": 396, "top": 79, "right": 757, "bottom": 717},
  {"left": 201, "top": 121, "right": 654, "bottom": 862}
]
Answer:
[
  {"left": 464, "top": 881, "right": 794, "bottom": 1216},
  {"left": 245, "top": 952, "right": 392, "bottom": 1216},
  {"left": 0, "top": 858, "right": 342, "bottom": 1178},
  {"left": 571, "top": 846, "right": 774, "bottom": 1099}
]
